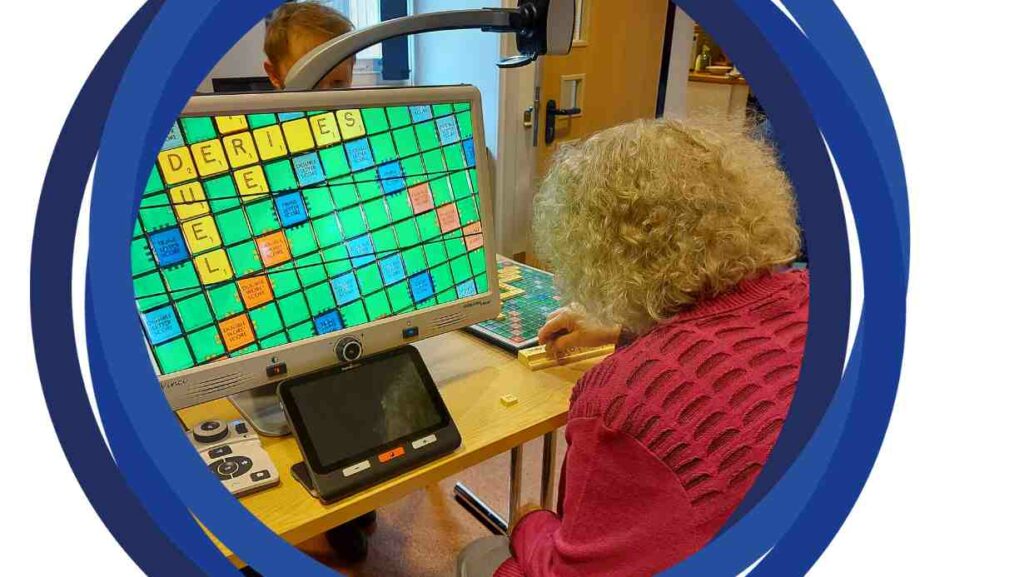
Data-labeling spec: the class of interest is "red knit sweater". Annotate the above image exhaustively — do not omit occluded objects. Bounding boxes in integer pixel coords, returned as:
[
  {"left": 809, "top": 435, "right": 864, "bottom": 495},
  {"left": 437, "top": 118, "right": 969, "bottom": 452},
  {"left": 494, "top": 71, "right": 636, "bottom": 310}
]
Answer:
[{"left": 495, "top": 269, "right": 809, "bottom": 577}]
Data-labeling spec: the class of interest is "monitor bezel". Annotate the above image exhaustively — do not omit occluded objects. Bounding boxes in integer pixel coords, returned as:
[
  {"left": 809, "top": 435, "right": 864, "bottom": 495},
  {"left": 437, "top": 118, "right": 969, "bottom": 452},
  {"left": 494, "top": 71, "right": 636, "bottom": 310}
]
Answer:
[{"left": 148, "top": 85, "right": 500, "bottom": 410}]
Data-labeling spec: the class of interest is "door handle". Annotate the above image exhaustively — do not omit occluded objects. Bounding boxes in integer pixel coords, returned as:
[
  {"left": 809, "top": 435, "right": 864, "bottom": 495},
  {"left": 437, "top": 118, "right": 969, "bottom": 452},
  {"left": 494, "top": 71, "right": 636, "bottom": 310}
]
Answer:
[{"left": 545, "top": 100, "right": 581, "bottom": 145}]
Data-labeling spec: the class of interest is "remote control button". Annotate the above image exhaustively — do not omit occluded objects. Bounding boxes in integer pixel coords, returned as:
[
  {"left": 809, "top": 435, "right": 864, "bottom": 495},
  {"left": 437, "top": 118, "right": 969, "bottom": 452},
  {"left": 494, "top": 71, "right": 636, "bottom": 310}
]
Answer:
[
  {"left": 378, "top": 447, "right": 405, "bottom": 463},
  {"left": 210, "top": 459, "right": 235, "bottom": 481},
  {"left": 234, "top": 422, "right": 249, "bottom": 435},
  {"left": 411, "top": 434, "right": 438, "bottom": 450},
  {"left": 250, "top": 470, "right": 271, "bottom": 482},
  {"left": 209, "top": 445, "right": 232, "bottom": 458},
  {"left": 225, "top": 456, "right": 253, "bottom": 477},
  {"left": 343, "top": 460, "right": 371, "bottom": 477}
]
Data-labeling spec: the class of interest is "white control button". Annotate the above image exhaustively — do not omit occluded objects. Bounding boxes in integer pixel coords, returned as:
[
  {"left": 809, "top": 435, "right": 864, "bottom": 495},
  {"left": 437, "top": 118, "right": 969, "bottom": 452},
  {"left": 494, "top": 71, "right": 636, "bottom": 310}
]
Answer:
[
  {"left": 343, "top": 460, "right": 371, "bottom": 477},
  {"left": 411, "top": 434, "right": 438, "bottom": 450}
]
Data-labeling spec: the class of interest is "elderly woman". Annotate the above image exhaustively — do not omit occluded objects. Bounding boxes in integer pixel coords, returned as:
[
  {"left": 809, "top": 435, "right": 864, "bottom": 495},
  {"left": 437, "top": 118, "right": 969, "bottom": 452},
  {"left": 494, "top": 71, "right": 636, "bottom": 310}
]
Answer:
[{"left": 463, "top": 118, "right": 808, "bottom": 577}]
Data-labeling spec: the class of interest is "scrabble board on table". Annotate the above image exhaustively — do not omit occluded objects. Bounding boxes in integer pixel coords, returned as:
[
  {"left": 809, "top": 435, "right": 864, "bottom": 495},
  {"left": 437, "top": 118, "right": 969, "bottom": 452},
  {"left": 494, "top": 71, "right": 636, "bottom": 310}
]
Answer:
[
  {"left": 466, "top": 256, "right": 564, "bottom": 352},
  {"left": 131, "top": 102, "right": 489, "bottom": 375}
]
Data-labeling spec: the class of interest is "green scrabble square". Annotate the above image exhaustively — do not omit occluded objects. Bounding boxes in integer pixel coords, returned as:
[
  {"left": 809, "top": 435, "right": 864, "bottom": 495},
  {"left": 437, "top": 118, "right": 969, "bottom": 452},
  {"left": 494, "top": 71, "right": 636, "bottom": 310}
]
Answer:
[
  {"left": 134, "top": 272, "right": 169, "bottom": 310},
  {"left": 305, "top": 282, "right": 336, "bottom": 315},
  {"left": 265, "top": 159, "right": 298, "bottom": 192},
  {"left": 261, "top": 332, "right": 289, "bottom": 349},
  {"left": 393, "top": 127, "right": 419, "bottom": 158},
  {"left": 279, "top": 292, "right": 311, "bottom": 326},
  {"left": 469, "top": 248, "right": 487, "bottom": 276},
  {"left": 422, "top": 149, "right": 446, "bottom": 173},
  {"left": 431, "top": 264, "right": 454, "bottom": 291},
  {"left": 394, "top": 219, "right": 420, "bottom": 249},
  {"left": 247, "top": 113, "right": 277, "bottom": 129},
  {"left": 429, "top": 177, "right": 453, "bottom": 206},
  {"left": 475, "top": 273, "right": 489, "bottom": 293},
  {"left": 400, "top": 156, "right": 426, "bottom": 186},
  {"left": 330, "top": 178, "right": 359, "bottom": 209},
  {"left": 340, "top": 301, "right": 368, "bottom": 327},
  {"left": 454, "top": 102, "right": 471, "bottom": 112},
  {"left": 356, "top": 263, "right": 384, "bottom": 294},
  {"left": 415, "top": 121, "right": 440, "bottom": 151},
  {"left": 323, "top": 245, "right": 351, "bottom": 277},
  {"left": 386, "top": 106, "right": 412, "bottom": 128},
  {"left": 444, "top": 144, "right": 467, "bottom": 170},
  {"left": 154, "top": 338, "right": 194, "bottom": 373},
  {"left": 295, "top": 254, "right": 327, "bottom": 287},
  {"left": 145, "top": 166, "right": 163, "bottom": 194},
  {"left": 432, "top": 104, "right": 454, "bottom": 116},
  {"left": 364, "top": 291, "right": 392, "bottom": 320},
  {"left": 204, "top": 176, "right": 239, "bottom": 213},
  {"left": 312, "top": 214, "right": 343, "bottom": 247},
  {"left": 452, "top": 173, "right": 474, "bottom": 201},
  {"left": 470, "top": 171, "right": 478, "bottom": 193},
  {"left": 436, "top": 288, "right": 457, "bottom": 304},
  {"left": 268, "top": 267, "right": 301, "bottom": 297},
  {"left": 457, "top": 111, "right": 474, "bottom": 139},
  {"left": 355, "top": 170, "right": 383, "bottom": 201},
  {"left": 450, "top": 254, "right": 472, "bottom": 283},
  {"left": 215, "top": 209, "right": 251, "bottom": 246},
  {"left": 134, "top": 218, "right": 143, "bottom": 239},
  {"left": 131, "top": 238, "right": 155, "bottom": 275},
  {"left": 387, "top": 190, "right": 414, "bottom": 222},
  {"left": 445, "top": 234, "right": 467, "bottom": 258},
  {"left": 288, "top": 321, "right": 315, "bottom": 341},
  {"left": 424, "top": 242, "right": 448, "bottom": 267},
  {"left": 402, "top": 248, "right": 427, "bottom": 275},
  {"left": 140, "top": 193, "right": 176, "bottom": 232},
  {"left": 371, "top": 228, "right": 397, "bottom": 254},
  {"left": 363, "top": 198, "right": 389, "bottom": 230},
  {"left": 162, "top": 262, "right": 201, "bottom": 296},
  {"left": 181, "top": 117, "right": 217, "bottom": 143},
  {"left": 226, "top": 241, "right": 262, "bottom": 277},
  {"left": 187, "top": 326, "right": 225, "bottom": 363},
  {"left": 208, "top": 283, "right": 243, "bottom": 320},
  {"left": 302, "top": 187, "right": 335, "bottom": 218},
  {"left": 369, "top": 133, "right": 398, "bottom": 163},
  {"left": 245, "top": 200, "right": 280, "bottom": 235},
  {"left": 416, "top": 297, "right": 437, "bottom": 310},
  {"left": 416, "top": 212, "right": 441, "bottom": 241},
  {"left": 320, "top": 145, "right": 351, "bottom": 179},
  {"left": 362, "top": 108, "right": 390, "bottom": 134},
  {"left": 230, "top": 343, "right": 259, "bottom": 359},
  {"left": 285, "top": 222, "right": 318, "bottom": 256},
  {"left": 175, "top": 293, "right": 213, "bottom": 332},
  {"left": 456, "top": 195, "right": 479, "bottom": 222},
  {"left": 339, "top": 206, "right": 367, "bottom": 238},
  {"left": 387, "top": 282, "right": 414, "bottom": 315},
  {"left": 250, "top": 303, "right": 284, "bottom": 338}
]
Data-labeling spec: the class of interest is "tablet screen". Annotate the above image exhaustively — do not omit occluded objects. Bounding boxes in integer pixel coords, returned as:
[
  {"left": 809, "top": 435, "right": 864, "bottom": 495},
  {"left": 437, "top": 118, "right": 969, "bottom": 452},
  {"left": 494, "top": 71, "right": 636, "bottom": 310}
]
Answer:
[{"left": 288, "top": 351, "right": 444, "bottom": 471}]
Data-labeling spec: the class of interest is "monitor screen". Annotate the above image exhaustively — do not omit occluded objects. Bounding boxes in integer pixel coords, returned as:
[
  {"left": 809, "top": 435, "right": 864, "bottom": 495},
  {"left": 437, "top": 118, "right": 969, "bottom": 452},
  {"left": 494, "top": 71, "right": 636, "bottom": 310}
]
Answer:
[{"left": 132, "top": 101, "right": 488, "bottom": 375}]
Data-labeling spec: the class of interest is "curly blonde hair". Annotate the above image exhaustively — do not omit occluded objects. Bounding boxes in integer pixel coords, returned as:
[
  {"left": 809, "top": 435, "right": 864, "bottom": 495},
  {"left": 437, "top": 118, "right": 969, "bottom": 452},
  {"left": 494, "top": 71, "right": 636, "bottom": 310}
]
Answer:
[{"left": 533, "top": 118, "right": 801, "bottom": 333}]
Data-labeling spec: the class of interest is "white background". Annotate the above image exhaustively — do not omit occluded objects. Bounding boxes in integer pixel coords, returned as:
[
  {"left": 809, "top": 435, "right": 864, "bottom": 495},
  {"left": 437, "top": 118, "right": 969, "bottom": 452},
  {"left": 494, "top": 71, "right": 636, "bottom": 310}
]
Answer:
[{"left": 2, "top": 1, "right": 1021, "bottom": 574}]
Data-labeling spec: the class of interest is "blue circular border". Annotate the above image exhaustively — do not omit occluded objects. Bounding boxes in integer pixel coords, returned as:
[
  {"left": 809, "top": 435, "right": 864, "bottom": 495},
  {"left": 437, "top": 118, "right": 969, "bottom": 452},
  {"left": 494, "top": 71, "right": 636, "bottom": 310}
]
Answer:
[{"left": 30, "top": 1, "right": 907, "bottom": 575}]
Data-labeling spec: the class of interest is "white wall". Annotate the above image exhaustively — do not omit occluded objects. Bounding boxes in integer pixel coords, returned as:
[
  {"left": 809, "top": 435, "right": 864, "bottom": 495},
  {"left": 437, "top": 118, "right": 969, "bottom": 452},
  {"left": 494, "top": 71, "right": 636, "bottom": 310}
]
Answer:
[{"left": 662, "top": 7, "right": 695, "bottom": 119}]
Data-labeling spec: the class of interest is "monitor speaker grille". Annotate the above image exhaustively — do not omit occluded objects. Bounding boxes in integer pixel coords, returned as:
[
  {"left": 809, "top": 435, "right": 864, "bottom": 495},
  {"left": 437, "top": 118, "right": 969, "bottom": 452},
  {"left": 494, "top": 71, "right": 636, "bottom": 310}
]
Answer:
[
  {"left": 189, "top": 372, "right": 252, "bottom": 399},
  {"left": 432, "top": 312, "right": 467, "bottom": 330}
]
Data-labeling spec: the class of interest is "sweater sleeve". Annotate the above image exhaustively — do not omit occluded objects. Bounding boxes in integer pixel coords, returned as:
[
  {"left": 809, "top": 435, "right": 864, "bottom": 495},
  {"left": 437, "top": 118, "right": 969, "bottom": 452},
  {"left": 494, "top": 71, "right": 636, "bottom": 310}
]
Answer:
[{"left": 498, "top": 418, "right": 698, "bottom": 577}]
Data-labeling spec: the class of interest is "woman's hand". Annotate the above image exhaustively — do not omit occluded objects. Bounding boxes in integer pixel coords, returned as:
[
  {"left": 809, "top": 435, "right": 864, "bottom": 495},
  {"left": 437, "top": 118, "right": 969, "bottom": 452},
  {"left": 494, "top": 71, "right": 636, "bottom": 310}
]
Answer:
[{"left": 537, "top": 307, "right": 621, "bottom": 358}]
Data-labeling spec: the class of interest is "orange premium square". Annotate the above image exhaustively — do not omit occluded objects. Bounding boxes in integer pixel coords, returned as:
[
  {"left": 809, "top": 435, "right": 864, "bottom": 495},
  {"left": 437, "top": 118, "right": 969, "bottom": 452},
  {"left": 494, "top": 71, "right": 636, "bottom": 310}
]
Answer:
[
  {"left": 219, "top": 314, "right": 255, "bottom": 352},
  {"left": 256, "top": 231, "right": 292, "bottom": 267},
  {"left": 437, "top": 203, "right": 460, "bottom": 234},
  {"left": 463, "top": 222, "right": 483, "bottom": 250},
  {"left": 237, "top": 276, "right": 273, "bottom": 309}
]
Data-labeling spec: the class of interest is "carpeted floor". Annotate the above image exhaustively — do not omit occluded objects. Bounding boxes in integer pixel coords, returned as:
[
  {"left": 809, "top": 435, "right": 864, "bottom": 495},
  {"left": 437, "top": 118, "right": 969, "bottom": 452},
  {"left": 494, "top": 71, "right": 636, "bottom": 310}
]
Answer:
[{"left": 295, "top": 428, "right": 567, "bottom": 577}]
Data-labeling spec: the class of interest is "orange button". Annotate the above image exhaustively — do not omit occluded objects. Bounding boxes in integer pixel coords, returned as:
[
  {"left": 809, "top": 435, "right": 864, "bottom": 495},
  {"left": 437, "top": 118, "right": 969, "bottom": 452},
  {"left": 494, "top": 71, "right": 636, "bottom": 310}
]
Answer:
[{"left": 378, "top": 447, "right": 405, "bottom": 463}]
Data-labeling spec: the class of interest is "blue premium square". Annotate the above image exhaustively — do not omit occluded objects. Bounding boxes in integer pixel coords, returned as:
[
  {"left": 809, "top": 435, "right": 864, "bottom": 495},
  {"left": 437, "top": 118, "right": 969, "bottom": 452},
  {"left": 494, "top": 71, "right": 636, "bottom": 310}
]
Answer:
[
  {"left": 274, "top": 192, "right": 308, "bottom": 227},
  {"left": 345, "top": 138, "right": 375, "bottom": 172},
  {"left": 163, "top": 122, "right": 184, "bottom": 151},
  {"left": 456, "top": 279, "right": 477, "bottom": 299},
  {"left": 346, "top": 234, "right": 375, "bottom": 268},
  {"left": 410, "top": 105, "right": 433, "bottom": 123},
  {"left": 380, "top": 254, "right": 406, "bottom": 286},
  {"left": 293, "top": 152, "right": 326, "bottom": 187},
  {"left": 330, "top": 272, "right": 360, "bottom": 305},
  {"left": 314, "top": 310, "right": 344, "bottom": 335},
  {"left": 436, "top": 116, "right": 460, "bottom": 145},
  {"left": 463, "top": 138, "right": 476, "bottom": 167},
  {"left": 410, "top": 272, "right": 434, "bottom": 303},
  {"left": 143, "top": 306, "right": 182, "bottom": 345},
  {"left": 379, "top": 162, "right": 405, "bottom": 194},
  {"left": 149, "top": 228, "right": 189, "bottom": 266},
  {"left": 278, "top": 112, "right": 305, "bottom": 122}
]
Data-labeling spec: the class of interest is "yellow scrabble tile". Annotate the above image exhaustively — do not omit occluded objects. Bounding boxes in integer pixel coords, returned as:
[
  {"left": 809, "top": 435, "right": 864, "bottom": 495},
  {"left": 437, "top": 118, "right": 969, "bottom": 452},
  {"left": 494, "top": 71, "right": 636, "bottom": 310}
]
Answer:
[
  {"left": 222, "top": 132, "right": 259, "bottom": 169},
  {"left": 310, "top": 112, "right": 342, "bottom": 147},
  {"left": 253, "top": 125, "right": 288, "bottom": 161},
  {"left": 190, "top": 140, "right": 229, "bottom": 177},
  {"left": 194, "top": 249, "right": 233, "bottom": 285},
  {"left": 336, "top": 109, "right": 366, "bottom": 140},
  {"left": 282, "top": 118, "right": 315, "bottom": 153},
  {"left": 181, "top": 215, "right": 222, "bottom": 254},
  {"left": 215, "top": 115, "right": 248, "bottom": 134},
  {"left": 234, "top": 166, "right": 269, "bottom": 201},
  {"left": 168, "top": 182, "right": 209, "bottom": 221},
  {"left": 157, "top": 147, "right": 197, "bottom": 185},
  {"left": 500, "top": 394, "right": 519, "bottom": 407}
]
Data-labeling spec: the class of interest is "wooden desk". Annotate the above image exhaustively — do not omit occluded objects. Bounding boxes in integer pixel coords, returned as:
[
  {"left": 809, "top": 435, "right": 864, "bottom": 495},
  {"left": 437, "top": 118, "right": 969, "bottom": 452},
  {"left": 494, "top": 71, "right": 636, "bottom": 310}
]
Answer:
[{"left": 179, "top": 331, "right": 606, "bottom": 566}]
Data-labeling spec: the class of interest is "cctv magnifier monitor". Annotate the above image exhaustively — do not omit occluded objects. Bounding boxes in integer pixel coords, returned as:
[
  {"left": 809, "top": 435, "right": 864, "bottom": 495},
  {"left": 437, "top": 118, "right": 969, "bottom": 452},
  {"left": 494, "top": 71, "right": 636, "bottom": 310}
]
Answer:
[{"left": 130, "top": 86, "right": 500, "bottom": 410}]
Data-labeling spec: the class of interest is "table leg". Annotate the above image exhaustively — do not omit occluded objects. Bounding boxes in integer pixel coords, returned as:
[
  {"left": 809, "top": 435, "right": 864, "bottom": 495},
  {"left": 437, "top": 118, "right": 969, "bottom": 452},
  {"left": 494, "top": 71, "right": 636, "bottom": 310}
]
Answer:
[
  {"left": 541, "top": 431, "right": 558, "bottom": 510},
  {"left": 454, "top": 482, "right": 509, "bottom": 535},
  {"left": 508, "top": 445, "right": 524, "bottom": 526}
]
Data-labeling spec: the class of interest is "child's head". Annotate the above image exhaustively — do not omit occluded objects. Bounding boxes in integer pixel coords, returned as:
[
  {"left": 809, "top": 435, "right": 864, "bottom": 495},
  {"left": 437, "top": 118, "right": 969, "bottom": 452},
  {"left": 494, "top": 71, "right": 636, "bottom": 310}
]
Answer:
[{"left": 264, "top": 2, "right": 356, "bottom": 90}]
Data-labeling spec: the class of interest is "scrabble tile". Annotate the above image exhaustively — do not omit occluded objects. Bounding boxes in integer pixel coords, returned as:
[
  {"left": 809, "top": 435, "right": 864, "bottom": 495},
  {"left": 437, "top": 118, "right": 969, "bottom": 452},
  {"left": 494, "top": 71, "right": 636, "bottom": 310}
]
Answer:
[
  {"left": 310, "top": 112, "right": 342, "bottom": 147},
  {"left": 157, "top": 146, "right": 197, "bottom": 185},
  {"left": 223, "top": 131, "right": 259, "bottom": 168},
  {"left": 181, "top": 215, "right": 222, "bottom": 254},
  {"left": 234, "top": 166, "right": 269, "bottom": 201},
  {"left": 190, "top": 139, "right": 229, "bottom": 177},
  {"left": 215, "top": 115, "right": 248, "bottom": 134},
  {"left": 194, "top": 249, "right": 233, "bottom": 285},
  {"left": 336, "top": 109, "right": 367, "bottom": 140},
  {"left": 168, "top": 182, "right": 209, "bottom": 221},
  {"left": 283, "top": 118, "right": 315, "bottom": 153},
  {"left": 253, "top": 124, "right": 288, "bottom": 160}
]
